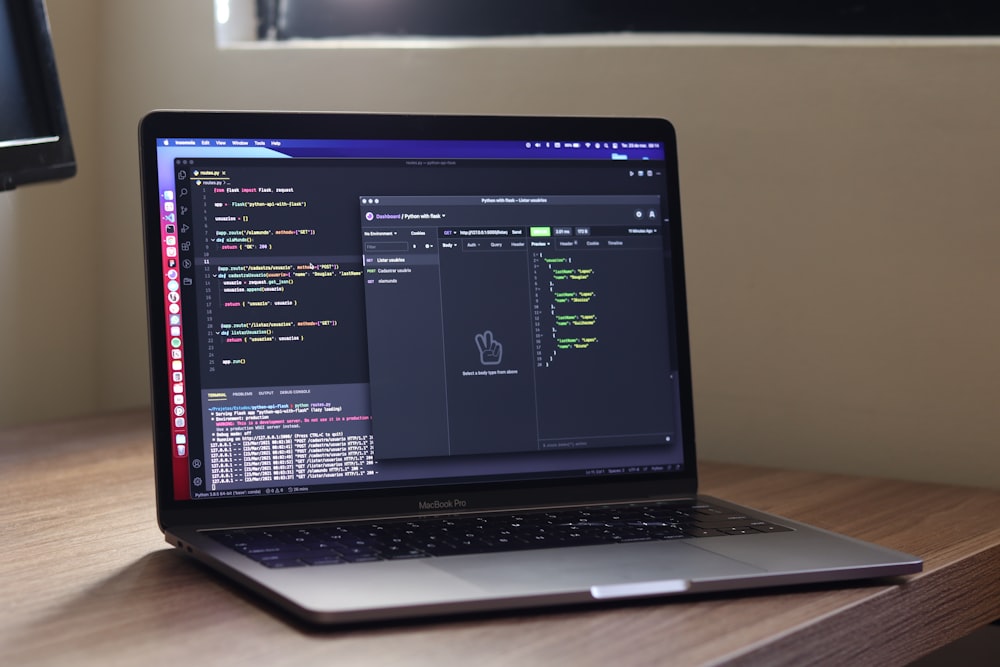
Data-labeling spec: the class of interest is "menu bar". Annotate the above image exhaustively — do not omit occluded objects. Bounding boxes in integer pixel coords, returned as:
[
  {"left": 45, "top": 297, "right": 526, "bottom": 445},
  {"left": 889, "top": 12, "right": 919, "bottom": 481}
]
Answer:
[{"left": 157, "top": 138, "right": 666, "bottom": 161}]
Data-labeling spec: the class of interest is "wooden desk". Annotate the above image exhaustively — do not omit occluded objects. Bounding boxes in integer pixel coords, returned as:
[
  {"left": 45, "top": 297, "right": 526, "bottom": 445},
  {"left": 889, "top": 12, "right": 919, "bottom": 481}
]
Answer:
[{"left": 2, "top": 411, "right": 998, "bottom": 666}]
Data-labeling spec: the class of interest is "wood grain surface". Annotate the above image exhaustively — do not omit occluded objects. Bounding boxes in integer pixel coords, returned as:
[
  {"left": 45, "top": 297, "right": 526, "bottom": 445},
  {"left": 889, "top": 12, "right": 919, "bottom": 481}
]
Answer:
[{"left": 2, "top": 410, "right": 998, "bottom": 666}]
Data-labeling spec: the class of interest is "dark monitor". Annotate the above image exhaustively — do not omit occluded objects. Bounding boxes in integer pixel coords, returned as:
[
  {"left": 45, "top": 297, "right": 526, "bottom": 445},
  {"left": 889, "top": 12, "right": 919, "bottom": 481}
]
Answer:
[{"left": 0, "top": 0, "right": 75, "bottom": 191}]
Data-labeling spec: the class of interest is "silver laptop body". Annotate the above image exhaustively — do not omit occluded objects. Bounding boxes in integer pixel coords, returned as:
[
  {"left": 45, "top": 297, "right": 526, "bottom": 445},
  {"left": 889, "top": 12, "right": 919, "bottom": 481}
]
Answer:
[{"left": 139, "top": 111, "right": 920, "bottom": 624}]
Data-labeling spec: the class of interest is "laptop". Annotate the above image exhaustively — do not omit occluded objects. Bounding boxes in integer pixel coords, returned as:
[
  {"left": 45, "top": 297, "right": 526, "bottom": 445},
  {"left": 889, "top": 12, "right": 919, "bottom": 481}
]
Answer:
[{"left": 138, "top": 110, "right": 921, "bottom": 625}]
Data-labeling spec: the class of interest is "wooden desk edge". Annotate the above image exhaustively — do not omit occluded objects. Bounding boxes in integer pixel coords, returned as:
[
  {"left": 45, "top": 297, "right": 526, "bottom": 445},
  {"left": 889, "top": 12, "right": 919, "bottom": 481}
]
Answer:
[{"left": 3, "top": 409, "right": 1000, "bottom": 667}]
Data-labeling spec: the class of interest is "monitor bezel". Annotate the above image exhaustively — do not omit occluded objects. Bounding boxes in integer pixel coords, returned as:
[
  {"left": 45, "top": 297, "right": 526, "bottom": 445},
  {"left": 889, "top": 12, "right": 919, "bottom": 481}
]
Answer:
[{"left": 0, "top": 0, "right": 76, "bottom": 191}]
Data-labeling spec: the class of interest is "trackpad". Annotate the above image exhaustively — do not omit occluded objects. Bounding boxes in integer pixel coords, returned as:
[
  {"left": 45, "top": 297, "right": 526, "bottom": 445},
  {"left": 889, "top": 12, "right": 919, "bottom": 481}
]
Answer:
[{"left": 429, "top": 541, "right": 764, "bottom": 595}]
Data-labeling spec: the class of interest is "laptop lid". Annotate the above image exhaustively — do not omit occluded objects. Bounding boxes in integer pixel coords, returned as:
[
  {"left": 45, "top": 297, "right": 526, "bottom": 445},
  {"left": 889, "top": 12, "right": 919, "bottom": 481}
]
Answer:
[{"left": 139, "top": 111, "right": 697, "bottom": 530}]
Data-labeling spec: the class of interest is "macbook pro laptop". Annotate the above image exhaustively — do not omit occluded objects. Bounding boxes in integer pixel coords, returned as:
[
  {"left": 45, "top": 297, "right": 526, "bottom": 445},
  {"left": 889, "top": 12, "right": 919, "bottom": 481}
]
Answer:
[{"left": 138, "top": 110, "right": 921, "bottom": 625}]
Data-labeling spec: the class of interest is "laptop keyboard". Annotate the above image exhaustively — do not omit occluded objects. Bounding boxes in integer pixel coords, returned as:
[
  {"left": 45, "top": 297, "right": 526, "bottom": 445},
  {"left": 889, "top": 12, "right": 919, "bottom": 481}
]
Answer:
[{"left": 209, "top": 501, "right": 792, "bottom": 569}]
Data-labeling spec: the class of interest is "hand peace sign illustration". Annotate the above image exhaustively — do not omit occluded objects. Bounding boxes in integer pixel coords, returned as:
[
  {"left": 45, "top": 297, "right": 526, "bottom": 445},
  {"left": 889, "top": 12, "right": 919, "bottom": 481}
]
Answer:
[{"left": 475, "top": 330, "right": 503, "bottom": 365}]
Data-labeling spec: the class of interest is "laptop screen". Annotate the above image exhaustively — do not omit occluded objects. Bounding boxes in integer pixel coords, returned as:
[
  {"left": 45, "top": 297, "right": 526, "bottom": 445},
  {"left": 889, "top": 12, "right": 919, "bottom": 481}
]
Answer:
[{"left": 142, "top": 114, "right": 690, "bottom": 504}]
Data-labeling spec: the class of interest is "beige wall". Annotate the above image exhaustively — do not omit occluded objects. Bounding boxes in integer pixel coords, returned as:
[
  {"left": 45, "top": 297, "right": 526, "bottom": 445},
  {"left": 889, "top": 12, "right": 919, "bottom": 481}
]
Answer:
[{"left": 3, "top": 0, "right": 998, "bottom": 489}]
